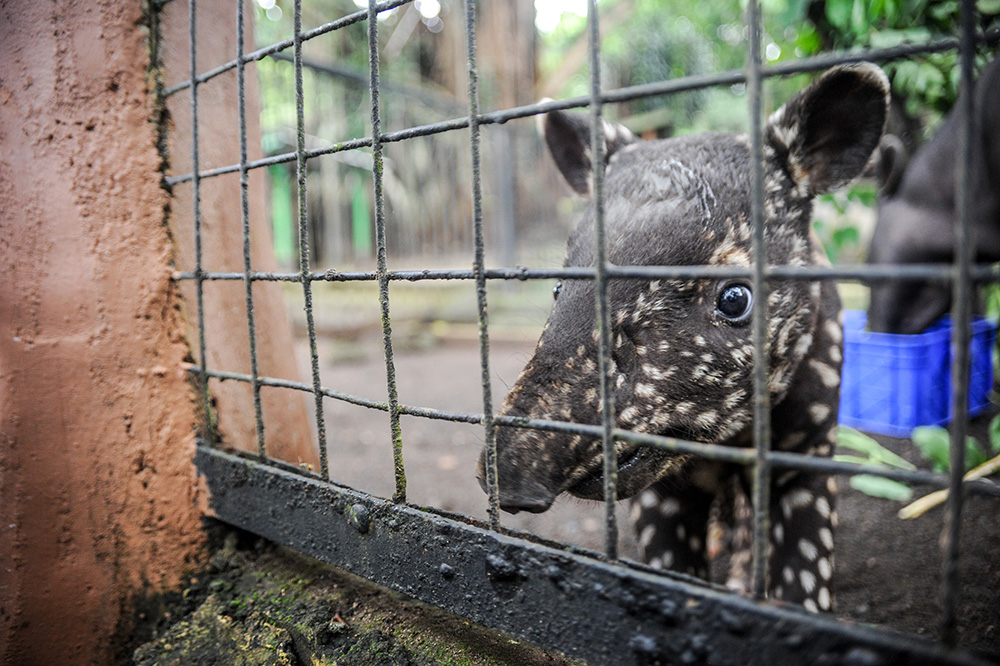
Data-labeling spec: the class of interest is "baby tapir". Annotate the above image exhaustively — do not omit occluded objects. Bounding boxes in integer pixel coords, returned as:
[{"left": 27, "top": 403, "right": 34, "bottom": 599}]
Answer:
[
  {"left": 868, "top": 56, "right": 1000, "bottom": 334},
  {"left": 477, "top": 63, "right": 889, "bottom": 612}
]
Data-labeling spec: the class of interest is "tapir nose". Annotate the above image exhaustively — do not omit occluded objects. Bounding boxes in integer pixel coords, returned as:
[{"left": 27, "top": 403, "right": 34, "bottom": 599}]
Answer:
[{"left": 476, "top": 467, "right": 556, "bottom": 515}]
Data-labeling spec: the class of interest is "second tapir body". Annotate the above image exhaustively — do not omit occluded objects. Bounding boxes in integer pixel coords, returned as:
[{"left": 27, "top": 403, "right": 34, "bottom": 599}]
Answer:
[
  {"left": 868, "top": 56, "right": 1000, "bottom": 334},
  {"left": 478, "top": 64, "right": 890, "bottom": 612}
]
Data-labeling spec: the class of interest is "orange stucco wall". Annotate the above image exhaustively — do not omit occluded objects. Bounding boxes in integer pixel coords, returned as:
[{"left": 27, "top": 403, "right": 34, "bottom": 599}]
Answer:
[{"left": 0, "top": 1, "right": 316, "bottom": 663}]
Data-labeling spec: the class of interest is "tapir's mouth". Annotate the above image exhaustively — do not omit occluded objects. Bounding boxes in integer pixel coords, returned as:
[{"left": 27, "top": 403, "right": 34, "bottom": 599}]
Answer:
[{"left": 566, "top": 446, "right": 647, "bottom": 500}]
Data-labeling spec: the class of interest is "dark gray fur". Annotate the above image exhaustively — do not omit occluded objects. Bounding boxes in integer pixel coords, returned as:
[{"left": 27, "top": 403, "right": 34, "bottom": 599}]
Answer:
[
  {"left": 868, "top": 56, "right": 1000, "bottom": 334},
  {"left": 477, "top": 64, "right": 890, "bottom": 612}
]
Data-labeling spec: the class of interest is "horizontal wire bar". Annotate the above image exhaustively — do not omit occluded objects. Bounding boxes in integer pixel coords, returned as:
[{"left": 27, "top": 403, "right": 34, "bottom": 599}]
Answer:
[
  {"left": 163, "top": 0, "right": 413, "bottom": 96},
  {"left": 488, "top": 417, "right": 1000, "bottom": 497},
  {"left": 164, "top": 136, "right": 374, "bottom": 186},
  {"left": 189, "top": 365, "right": 1000, "bottom": 498},
  {"left": 164, "top": 14, "right": 999, "bottom": 100},
  {"left": 172, "top": 263, "right": 1000, "bottom": 283},
  {"left": 163, "top": 32, "right": 1000, "bottom": 187},
  {"left": 197, "top": 367, "right": 481, "bottom": 423},
  {"left": 269, "top": 51, "right": 466, "bottom": 114}
]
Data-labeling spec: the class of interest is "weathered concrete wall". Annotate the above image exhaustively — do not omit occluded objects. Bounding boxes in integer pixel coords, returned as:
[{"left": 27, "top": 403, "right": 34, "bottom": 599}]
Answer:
[
  {"left": 0, "top": 1, "right": 316, "bottom": 664},
  {"left": 0, "top": 2, "right": 208, "bottom": 663}
]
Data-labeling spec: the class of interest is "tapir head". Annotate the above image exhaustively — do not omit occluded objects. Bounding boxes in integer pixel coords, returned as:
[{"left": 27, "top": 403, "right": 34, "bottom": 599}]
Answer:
[
  {"left": 867, "top": 134, "right": 954, "bottom": 334},
  {"left": 478, "top": 64, "right": 889, "bottom": 514}
]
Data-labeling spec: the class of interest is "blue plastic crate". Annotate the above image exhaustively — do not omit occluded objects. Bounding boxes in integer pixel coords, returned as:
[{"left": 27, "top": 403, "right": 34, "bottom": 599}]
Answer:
[{"left": 838, "top": 310, "right": 997, "bottom": 437}]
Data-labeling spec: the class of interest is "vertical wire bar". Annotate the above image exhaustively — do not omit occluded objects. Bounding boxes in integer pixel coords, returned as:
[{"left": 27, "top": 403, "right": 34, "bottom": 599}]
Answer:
[
  {"left": 587, "top": 0, "right": 619, "bottom": 560},
  {"left": 189, "top": 0, "right": 214, "bottom": 445},
  {"left": 237, "top": 0, "right": 267, "bottom": 459},
  {"left": 746, "top": 0, "right": 773, "bottom": 599},
  {"left": 294, "top": 0, "right": 330, "bottom": 478},
  {"left": 368, "top": 0, "right": 406, "bottom": 504},
  {"left": 464, "top": 0, "right": 500, "bottom": 530},
  {"left": 941, "top": 0, "right": 977, "bottom": 644}
]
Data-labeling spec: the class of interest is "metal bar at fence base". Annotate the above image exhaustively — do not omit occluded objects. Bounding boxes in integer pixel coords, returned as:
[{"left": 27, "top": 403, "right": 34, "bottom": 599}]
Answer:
[{"left": 195, "top": 445, "right": 993, "bottom": 666}]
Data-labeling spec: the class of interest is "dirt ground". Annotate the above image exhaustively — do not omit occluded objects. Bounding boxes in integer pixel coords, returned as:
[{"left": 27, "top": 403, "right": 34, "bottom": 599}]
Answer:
[
  {"left": 307, "top": 328, "right": 1000, "bottom": 658},
  {"left": 132, "top": 525, "right": 580, "bottom": 666}
]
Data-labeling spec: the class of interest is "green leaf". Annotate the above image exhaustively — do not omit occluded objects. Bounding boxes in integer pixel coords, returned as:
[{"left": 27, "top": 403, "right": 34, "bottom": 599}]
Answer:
[
  {"left": 846, "top": 183, "right": 877, "bottom": 207},
  {"left": 833, "top": 454, "right": 878, "bottom": 466},
  {"left": 832, "top": 226, "right": 860, "bottom": 249},
  {"left": 826, "top": 0, "right": 855, "bottom": 30},
  {"left": 794, "top": 25, "right": 823, "bottom": 55},
  {"left": 837, "top": 427, "right": 917, "bottom": 469},
  {"left": 837, "top": 427, "right": 883, "bottom": 455},
  {"left": 850, "top": 0, "right": 868, "bottom": 36},
  {"left": 911, "top": 425, "right": 986, "bottom": 472},
  {"left": 966, "top": 442, "right": 988, "bottom": 470},
  {"left": 989, "top": 414, "right": 1000, "bottom": 455},
  {"left": 849, "top": 474, "right": 914, "bottom": 501},
  {"left": 981, "top": 0, "right": 1000, "bottom": 16},
  {"left": 911, "top": 426, "right": 952, "bottom": 472}
]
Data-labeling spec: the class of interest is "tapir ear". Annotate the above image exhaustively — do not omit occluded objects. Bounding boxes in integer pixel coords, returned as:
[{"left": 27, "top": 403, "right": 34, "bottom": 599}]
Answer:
[
  {"left": 541, "top": 108, "right": 637, "bottom": 198},
  {"left": 874, "top": 134, "right": 909, "bottom": 197},
  {"left": 766, "top": 62, "right": 890, "bottom": 195}
]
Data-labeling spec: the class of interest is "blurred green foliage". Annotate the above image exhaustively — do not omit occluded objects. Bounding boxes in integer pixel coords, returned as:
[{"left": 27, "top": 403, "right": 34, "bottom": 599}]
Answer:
[
  {"left": 912, "top": 422, "right": 1000, "bottom": 472},
  {"left": 540, "top": 0, "right": 999, "bottom": 139},
  {"left": 813, "top": 182, "right": 878, "bottom": 264},
  {"left": 785, "top": 0, "right": 1000, "bottom": 122},
  {"left": 836, "top": 426, "right": 916, "bottom": 501},
  {"left": 837, "top": 417, "right": 1000, "bottom": 504}
]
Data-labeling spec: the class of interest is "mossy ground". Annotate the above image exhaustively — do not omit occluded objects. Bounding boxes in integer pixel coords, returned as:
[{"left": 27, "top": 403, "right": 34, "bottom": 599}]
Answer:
[{"left": 131, "top": 524, "right": 579, "bottom": 666}]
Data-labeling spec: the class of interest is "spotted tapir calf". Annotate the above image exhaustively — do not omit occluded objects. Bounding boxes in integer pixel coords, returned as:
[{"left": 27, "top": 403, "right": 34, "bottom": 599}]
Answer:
[
  {"left": 477, "top": 63, "right": 890, "bottom": 612},
  {"left": 868, "top": 56, "right": 1000, "bottom": 334}
]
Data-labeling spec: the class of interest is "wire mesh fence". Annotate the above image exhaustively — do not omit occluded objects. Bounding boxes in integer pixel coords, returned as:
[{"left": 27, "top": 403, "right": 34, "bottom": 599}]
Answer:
[{"left": 160, "top": 0, "right": 1000, "bottom": 662}]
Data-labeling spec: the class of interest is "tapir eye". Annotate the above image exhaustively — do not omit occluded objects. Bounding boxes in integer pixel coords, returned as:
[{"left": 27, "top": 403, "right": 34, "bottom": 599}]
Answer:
[
  {"left": 553, "top": 281, "right": 563, "bottom": 300},
  {"left": 716, "top": 283, "right": 753, "bottom": 324}
]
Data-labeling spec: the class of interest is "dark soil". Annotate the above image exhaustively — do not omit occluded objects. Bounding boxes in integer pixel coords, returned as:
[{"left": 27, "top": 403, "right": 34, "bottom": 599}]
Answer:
[
  {"left": 132, "top": 523, "right": 579, "bottom": 666},
  {"left": 831, "top": 412, "right": 1000, "bottom": 655}
]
